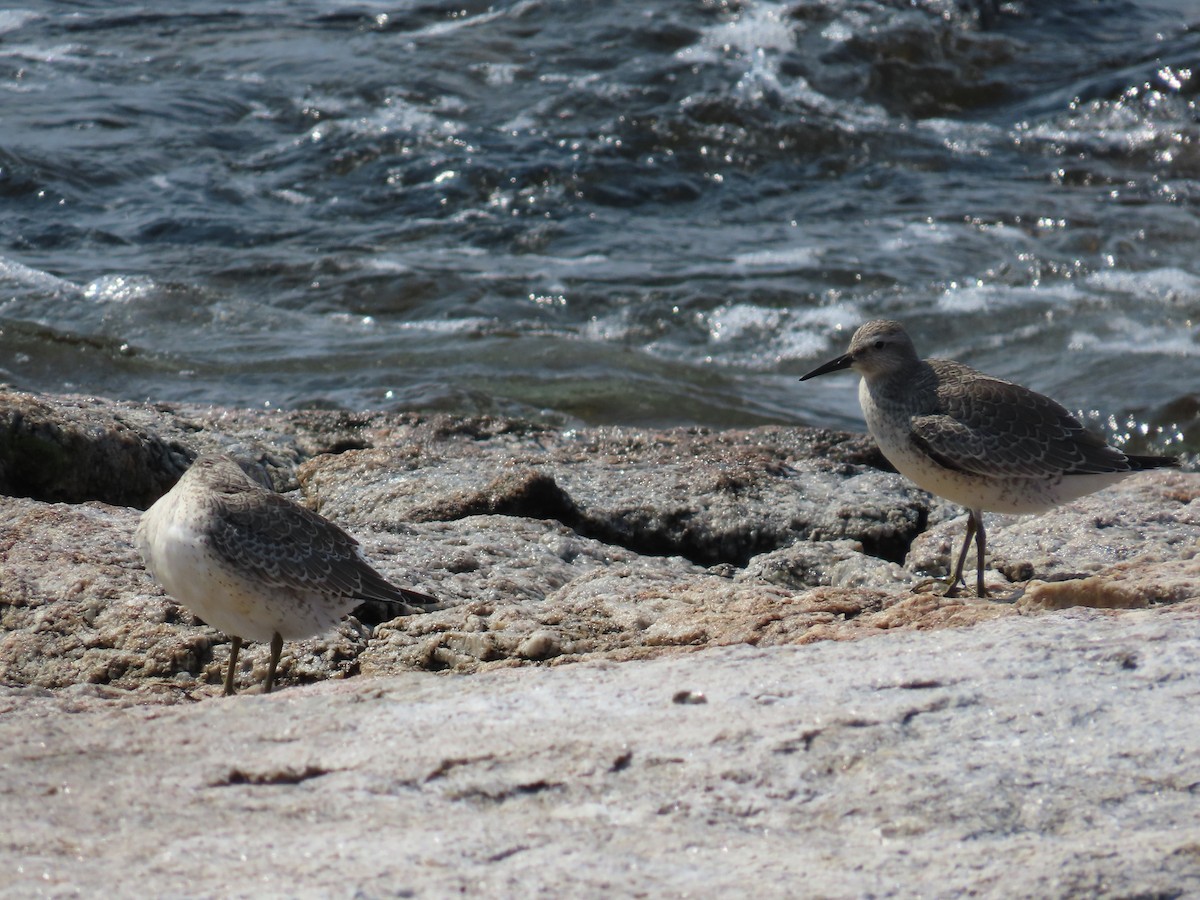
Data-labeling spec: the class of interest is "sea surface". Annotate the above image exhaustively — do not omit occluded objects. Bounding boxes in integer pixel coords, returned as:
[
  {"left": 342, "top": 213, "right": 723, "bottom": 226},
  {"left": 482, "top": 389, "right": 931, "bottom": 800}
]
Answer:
[{"left": 2, "top": 0, "right": 1198, "bottom": 452}]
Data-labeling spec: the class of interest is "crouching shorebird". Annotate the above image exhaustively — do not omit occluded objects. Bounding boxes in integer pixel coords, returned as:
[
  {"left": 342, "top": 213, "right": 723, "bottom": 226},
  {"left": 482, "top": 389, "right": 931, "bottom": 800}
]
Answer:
[
  {"left": 136, "top": 454, "right": 437, "bottom": 695},
  {"left": 800, "top": 320, "right": 1180, "bottom": 597}
]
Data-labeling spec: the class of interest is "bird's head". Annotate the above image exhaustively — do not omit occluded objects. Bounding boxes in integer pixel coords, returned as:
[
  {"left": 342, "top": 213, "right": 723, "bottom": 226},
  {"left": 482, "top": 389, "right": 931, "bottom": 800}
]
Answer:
[{"left": 800, "top": 319, "right": 919, "bottom": 382}]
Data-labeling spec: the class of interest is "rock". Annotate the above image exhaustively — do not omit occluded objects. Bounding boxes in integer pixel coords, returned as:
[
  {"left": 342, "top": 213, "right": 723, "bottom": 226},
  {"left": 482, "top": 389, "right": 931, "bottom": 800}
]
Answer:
[
  {"left": 1016, "top": 552, "right": 1200, "bottom": 611},
  {"left": 1, "top": 391, "right": 1196, "bottom": 692},
  {"left": 739, "top": 538, "right": 915, "bottom": 589},
  {"left": 516, "top": 629, "right": 561, "bottom": 660},
  {"left": 0, "top": 387, "right": 565, "bottom": 502},
  {"left": 0, "top": 387, "right": 1197, "bottom": 895},
  {"left": 0, "top": 391, "right": 189, "bottom": 507},
  {"left": 1, "top": 606, "right": 1199, "bottom": 896},
  {"left": 298, "top": 434, "right": 928, "bottom": 567}
]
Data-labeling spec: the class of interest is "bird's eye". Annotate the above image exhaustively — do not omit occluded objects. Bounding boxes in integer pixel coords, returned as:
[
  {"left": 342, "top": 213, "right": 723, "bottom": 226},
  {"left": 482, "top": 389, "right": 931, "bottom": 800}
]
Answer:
[{"left": 873, "top": 340, "right": 884, "bottom": 349}]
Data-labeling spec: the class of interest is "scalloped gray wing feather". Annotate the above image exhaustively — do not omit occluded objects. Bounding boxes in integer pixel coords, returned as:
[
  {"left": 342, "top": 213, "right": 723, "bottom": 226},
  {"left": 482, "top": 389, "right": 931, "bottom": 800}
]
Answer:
[
  {"left": 909, "top": 362, "right": 1132, "bottom": 478},
  {"left": 202, "top": 470, "right": 436, "bottom": 612}
]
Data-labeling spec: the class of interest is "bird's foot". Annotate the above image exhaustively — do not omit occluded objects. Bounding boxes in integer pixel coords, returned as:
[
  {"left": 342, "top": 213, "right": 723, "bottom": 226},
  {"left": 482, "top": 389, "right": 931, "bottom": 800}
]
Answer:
[
  {"left": 913, "top": 575, "right": 973, "bottom": 597},
  {"left": 912, "top": 576, "right": 949, "bottom": 594},
  {"left": 987, "top": 585, "right": 1026, "bottom": 604}
]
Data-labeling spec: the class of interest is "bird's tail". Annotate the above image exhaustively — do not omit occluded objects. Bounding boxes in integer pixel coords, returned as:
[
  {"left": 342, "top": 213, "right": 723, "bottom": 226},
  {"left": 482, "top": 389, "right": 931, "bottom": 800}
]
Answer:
[
  {"left": 395, "top": 586, "right": 440, "bottom": 611},
  {"left": 353, "top": 585, "right": 440, "bottom": 627},
  {"left": 1126, "top": 453, "right": 1181, "bottom": 470}
]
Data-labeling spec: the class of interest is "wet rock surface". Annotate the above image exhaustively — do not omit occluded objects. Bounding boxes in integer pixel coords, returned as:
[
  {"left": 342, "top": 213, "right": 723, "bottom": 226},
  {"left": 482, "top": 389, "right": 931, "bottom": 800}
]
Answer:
[{"left": 1, "top": 387, "right": 1198, "bottom": 895}]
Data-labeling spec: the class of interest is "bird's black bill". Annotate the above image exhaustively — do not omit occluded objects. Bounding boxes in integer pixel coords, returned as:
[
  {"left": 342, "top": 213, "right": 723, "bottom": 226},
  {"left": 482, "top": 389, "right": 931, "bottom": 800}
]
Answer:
[{"left": 800, "top": 353, "right": 853, "bottom": 381}]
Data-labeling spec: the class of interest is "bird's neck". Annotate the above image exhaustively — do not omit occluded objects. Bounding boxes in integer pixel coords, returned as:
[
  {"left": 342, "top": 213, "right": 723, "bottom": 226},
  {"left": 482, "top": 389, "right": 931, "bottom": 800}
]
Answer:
[{"left": 861, "top": 359, "right": 932, "bottom": 406}]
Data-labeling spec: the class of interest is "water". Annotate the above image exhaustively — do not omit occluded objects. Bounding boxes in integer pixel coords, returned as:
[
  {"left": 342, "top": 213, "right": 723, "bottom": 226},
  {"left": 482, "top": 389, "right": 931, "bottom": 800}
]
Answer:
[{"left": 1, "top": 0, "right": 1198, "bottom": 453}]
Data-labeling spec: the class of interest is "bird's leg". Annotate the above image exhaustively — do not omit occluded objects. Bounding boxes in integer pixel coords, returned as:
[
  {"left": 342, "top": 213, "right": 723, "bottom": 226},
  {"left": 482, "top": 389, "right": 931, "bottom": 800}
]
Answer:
[
  {"left": 944, "top": 511, "right": 978, "bottom": 598},
  {"left": 973, "top": 513, "right": 988, "bottom": 598},
  {"left": 223, "top": 636, "right": 242, "bottom": 696},
  {"left": 264, "top": 631, "right": 284, "bottom": 694}
]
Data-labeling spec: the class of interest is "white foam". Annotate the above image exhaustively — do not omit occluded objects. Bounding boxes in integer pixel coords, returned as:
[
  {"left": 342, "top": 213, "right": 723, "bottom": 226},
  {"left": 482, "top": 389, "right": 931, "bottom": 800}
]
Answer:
[
  {"left": 917, "top": 118, "right": 1005, "bottom": 157},
  {"left": 0, "top": 255, "right": 77, "bottom": 294},
  {"left": 327, "top": 313, "right": 379, "bottom": 330},
  {"left": 1018, "top": 87, "right": 1181, "bottom": 155},
  {"left": 935, "top": 282, "right": 1079, "bottom": 314},
  {"left": 582, "top": 313, "right": 634, "bottom": 344},
  {"left": 878, "top": 219, "right": 958, "bottom": 253},
  {"left": 353, "top": 95, "right": 462, "bottom": 139},
  {"left": 479, "top": 63, "right": 519, "bottom": 87},
  {"left": 272, "top": 189, "right": 313, "bottom": 206},
  {"left": 1067, "top": 316, "right": 1198, "bottom": 357},
  {"left": 403, "top": 3, "right": 510, "bottom": 40},
  {"left": 360, "top": 257, "right": 413, "bottom": 274},
  {"left": 669, "top": 2, "right": 890, "bottom": 128},
  {"left": 675, "top": 1, "right": 796, "bottom": 66},
  {"left": 733, "top": 246, "right": 821, "bottom": 269},
  {"left": 774, "top": 303, "right": 868, "bottom": 364},
  {"left": 82, "top": 275, "right": 156, "bottom": 304},
  {"left": 0, "top": 10, "right": 39, "bottom": 35},
  {"left": 704, "top": 302, "right": 784, "bottom": 342},
  {"left": 1086, "top": 267, "right": 1200, "bottom": 304},
  {"left": 0, "top": 42, "right": 86, "bottom": 65},
  {"left": 394, "top": 316, "right": 496, "bottom": 336},
  {"left": 645, "top": 300, "right": 866, "bottom": 371}
]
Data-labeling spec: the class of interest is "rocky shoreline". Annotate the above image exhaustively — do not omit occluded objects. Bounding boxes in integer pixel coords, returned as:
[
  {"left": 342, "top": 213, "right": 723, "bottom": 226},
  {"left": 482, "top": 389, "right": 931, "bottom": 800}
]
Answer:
[{"left": 1, "top": 386, "right": 1197, "bottom": 896}]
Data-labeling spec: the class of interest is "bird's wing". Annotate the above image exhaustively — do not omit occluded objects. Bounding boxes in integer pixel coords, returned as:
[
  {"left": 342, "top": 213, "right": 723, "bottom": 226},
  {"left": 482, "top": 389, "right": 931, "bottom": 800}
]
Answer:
[
  {"left": 910, "top": 373, "right": 1131, "bottom": 478},
  {"left": 207, "top": 487, "right": 436, "bottom": 609}
]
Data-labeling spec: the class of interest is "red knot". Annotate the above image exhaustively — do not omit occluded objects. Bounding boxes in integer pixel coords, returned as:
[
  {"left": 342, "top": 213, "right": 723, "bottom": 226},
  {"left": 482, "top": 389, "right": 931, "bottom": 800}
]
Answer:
[
  {"left": 801, "top": 319, "right": 1180, "bottom": 597},
  {"left": 136, "top": 454, "right": 436, "bottom": 694}
]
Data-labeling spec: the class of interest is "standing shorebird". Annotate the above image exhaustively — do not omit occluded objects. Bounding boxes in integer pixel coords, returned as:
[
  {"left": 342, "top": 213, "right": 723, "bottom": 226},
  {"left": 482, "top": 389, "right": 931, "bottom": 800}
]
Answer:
[
  {"left": 136, "top": 454, "right": 437, "bottom": 694},
  {"left": 800, "top": 320, "right": 1180, "bottom": 597}
]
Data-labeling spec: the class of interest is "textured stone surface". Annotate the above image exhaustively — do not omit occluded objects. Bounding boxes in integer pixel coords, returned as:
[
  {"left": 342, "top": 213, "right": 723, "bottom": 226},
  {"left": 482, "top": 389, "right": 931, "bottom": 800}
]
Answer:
[
  {"left": 1, "top": 388, "right": 1198, "bottom": 896},
  {"left": 296, "top": 429, "right": 924, "bottom": 567},
  {"left": 1, "top": 607, "right": 1199, "bottom": 897},
  {"left": 0, "top": 391, "right": 189, "bottom": 507},
  {"left": 2, "top": 388, "right": 1200, "bottom": 900},
  {"left": 1, "top": 391, "right": 1197, "bottom": 692}
]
